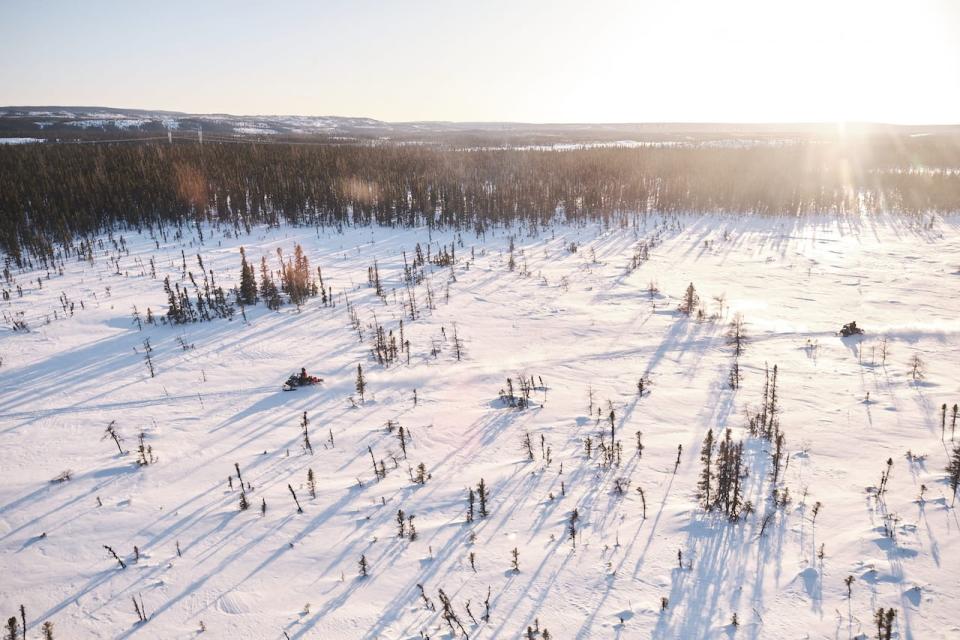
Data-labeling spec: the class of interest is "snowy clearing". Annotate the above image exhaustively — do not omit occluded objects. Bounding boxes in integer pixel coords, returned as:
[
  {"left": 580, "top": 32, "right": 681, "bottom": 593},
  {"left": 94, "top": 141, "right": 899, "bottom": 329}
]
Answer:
[{"left": 1, "top": 214, "right": 959, "bottom": 639}]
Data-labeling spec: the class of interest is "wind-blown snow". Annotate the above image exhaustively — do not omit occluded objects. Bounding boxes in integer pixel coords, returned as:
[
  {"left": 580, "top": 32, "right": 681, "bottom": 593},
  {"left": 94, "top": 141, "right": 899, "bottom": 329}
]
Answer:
[{"left": 0, "top": 215, "right": 958, "bottom": 639}]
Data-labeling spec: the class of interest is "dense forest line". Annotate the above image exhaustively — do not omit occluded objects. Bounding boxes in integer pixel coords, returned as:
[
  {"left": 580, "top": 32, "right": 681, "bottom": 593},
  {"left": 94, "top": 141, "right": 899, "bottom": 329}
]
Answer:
[{"left": 2, "top": 136, "right": 959, "bottom": 263}]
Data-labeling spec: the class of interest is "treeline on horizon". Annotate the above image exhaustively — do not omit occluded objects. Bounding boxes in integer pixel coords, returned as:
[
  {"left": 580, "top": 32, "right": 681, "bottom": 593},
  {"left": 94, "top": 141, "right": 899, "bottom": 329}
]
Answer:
[{"left": 1, "top": 136, "right": 959, "bottom": 262}]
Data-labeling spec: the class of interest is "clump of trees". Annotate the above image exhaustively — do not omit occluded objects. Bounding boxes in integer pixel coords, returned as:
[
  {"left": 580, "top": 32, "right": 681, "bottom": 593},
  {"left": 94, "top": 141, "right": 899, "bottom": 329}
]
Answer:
[
  {"left": 747, "top": 364, "right": 780, "bottom": 442},
  {"left": 163, "top": 243, "right": 324, "bottom": 322},
  {"left": 698, "top": 428, "right": 746, "bottom": 519},
  {"left": 162, "top": 254, "right": 235, "bottom": 324},
  {"left": 874, "top": 608, "right": 896, "bottom": 640},
  {"left": 500, "top": 375, "right": 539, "bottom": 409},
  {"left": 135, "top": 431, "right": 156, "bottom": 466},
  {"left": 259, "top": 257, "right": 282, "bottom": 310},
  {"left": 279, "top": 245, "right": 317, "bottom": 307},
  {"left": 370, "top": 320, "right": 401, "bottom": 366}
]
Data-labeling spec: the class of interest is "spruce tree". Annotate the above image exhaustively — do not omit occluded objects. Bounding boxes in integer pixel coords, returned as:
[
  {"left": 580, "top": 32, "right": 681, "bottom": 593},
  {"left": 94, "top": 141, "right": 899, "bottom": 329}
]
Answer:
[
  {"left": 947, "top": 442, "right": 960, "bottom": 506},
  {"left": 679, "top": 282, "right": 699, "bottom": 316},
  {"left": 568, "top": 508, "right": 579, "bottom": 547},
  {"left": 356, "top": 364, "right": 366, "bottom": 402},
  {"left": 478, "top": 478, "right": 488, "bottom": 517},
  {"left": 238, "top": 247, "right": 258, "bottom": 305},
  {"left": 698, "top": 429, "right": 714, "bottom": 508},
  {"left": 727, "top": 313, "right": 747, "bottom": 356}
]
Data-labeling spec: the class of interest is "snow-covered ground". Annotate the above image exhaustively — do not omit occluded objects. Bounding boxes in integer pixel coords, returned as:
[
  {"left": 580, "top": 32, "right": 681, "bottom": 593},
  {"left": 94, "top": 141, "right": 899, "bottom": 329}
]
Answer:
[{"left": 1, "top": 214, "right": 958, "bottom": 639}]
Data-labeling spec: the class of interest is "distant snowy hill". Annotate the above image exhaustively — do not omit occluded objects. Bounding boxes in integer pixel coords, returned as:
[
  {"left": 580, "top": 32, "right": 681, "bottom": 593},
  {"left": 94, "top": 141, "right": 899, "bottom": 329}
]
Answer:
[
  {"left": 2, "top": 106, "right": 957, "bottom": 144},
  {"left": 0, "top": 106, "right": 394, "bottom": 140}
]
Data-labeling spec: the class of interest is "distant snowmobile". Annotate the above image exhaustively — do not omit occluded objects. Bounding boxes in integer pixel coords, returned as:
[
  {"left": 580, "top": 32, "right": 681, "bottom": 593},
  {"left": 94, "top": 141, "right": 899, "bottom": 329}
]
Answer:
[
  {"left": 838, "top": 321, "right": 864, "bottom": 337},
  {"left": 283, "top": 367, "right": 323, "bottom": 391}
]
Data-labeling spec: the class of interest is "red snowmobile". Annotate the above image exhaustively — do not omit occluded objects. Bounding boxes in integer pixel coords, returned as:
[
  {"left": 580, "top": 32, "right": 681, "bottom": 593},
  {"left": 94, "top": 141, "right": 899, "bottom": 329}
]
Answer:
[{"left": 283, "top": 368, "right": 323, "bottom": 391}]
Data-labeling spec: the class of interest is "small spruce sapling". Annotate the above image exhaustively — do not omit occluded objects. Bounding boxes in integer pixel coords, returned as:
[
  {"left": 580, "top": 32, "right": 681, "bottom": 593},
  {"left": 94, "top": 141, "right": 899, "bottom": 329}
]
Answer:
[
  {"left": 414, "top": 462, "right": 428, "bottom": 484},
  {"left": 569, "top": 508, "right": 579, "bottom": 548},
  {"left": 142, "top": 338, "right": 155, "bottom": 378},
  {"left": 136, "top": 431, "right": 155, "bottom": 466},
  {"left": 909, "top": 354, "right": 925, "bottom": 382},
  {"left": 288, "top": 484, "right": 304, "bottom": 513},
  {"left": 301, "top": 411, "right": 313, "bottom": 455},
  {"left": 104, "top": 544, "right": 126, "bottom": 569},
  {"left": 103, "top": 421, "right": 124, "bottom": 455},
  {"left": 478, "top": 478, "right": 489, "bottom": 517},
  {"left": 355, "top": 364, "right": 366, "bottom": 402}
]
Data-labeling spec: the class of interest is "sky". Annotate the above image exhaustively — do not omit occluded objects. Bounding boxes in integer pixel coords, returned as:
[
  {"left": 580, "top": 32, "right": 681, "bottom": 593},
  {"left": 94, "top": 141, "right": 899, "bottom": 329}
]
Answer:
[{"left": 1, "top": 0, "right": 959, "bottom": 124}]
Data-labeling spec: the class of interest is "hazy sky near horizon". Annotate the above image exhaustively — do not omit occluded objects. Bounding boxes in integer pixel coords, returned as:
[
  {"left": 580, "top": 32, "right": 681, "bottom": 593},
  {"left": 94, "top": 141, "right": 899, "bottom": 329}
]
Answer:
[{"left": 1, "top": 0, "right": 959, "bottom": 123}]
